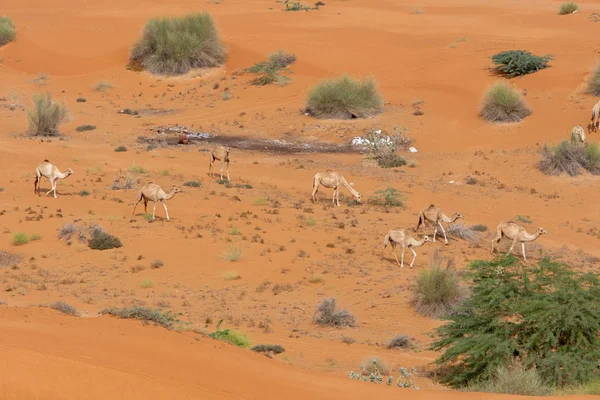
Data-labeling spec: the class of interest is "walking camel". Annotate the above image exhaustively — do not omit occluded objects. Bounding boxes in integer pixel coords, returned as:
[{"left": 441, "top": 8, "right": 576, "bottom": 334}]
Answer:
[
  {"left": 34, "top": 160, "right": 74, "bottom": 198},
  {"left": 380, "top": 228, "right": 431, "bottom": 269},
  {"left": 209, "top": 146, "right": 230, "bottom": 181},
  {"left": 311, "top": 170, "right": 361, "bottom": 207},
  {"left": 588, "top": 100, "right": 600, "bottom": 133},
  {"left": 491, "top": 221, "right": 548, "bottom": 262},
  {"left": 415, "top": 204, "right": 464, "bottom": 244},
  {"left": 571, "top": 125, "right": 586, "bottom": 146},
  {"left": 132, "top": 183, "right": 183, "bottom": 221}
]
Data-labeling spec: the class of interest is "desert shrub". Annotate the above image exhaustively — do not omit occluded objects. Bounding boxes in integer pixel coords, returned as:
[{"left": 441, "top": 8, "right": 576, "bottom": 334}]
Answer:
[
  {"left": 471, "top": 224, "right": 488, "bottom": 232},
  {"left": 0, "top": 16, "right": 16, "bottom": 47},
  {"left": 472, "top": 364, "right": 552, "bottom": 396},
  {"left": 28, "top": 93, "right": 68, "bottom": 136},
  {"left": 94, "top": 80, "right": 112, "bottom": 92},
  {"left": 480, "top": 82, "right": 531, "bottom": 122},
  {"left": 410, "top": 250, "right": 466, "bottom": 318},
  {"left": 76, "top": 97, "right": 86, "bottom": 103},
  {"left": 114, "top": 145, "right": 127, "bottom": 152},
  {"left": 209, "top": 320, "right": 251, "bottom": 348},
  {"left": 88, "top": 227, "right": 122, "bottom": 250},
  {"left": 251, "top": 344, "right": 285, "bottom": 354},
  {"left": 76, "top": 124, "right": 96, "bottom": 132},
  {"left": 538, "top": 140, "right": 600, "bottom": 176},
  {"left": 313, "top": 298, "right": 356, "bottom": 327},
  {"left": 362, "top": 357, "right": 390, "bottom": 375},
  {"left": 559, "top": 2, "right": 578, "bottom": 14},
  {"left": 141, "top": 279, "right": 153, "bottom": 288},
  {"left": 431, "top": 256, "right": 600, "bottom": 388},
  {"left": 58, "top": 222, "right": 86, "bottom": 243},
  {"left": 447, "top": 224, "right": 477, "bottom": 241},
  {"left": 368, "top": 187, "right": 404, "bottom": 207},
  {"left": 377, "top": 154, "right": 406, "bottom": 168},
  {"left": 361, "top": 126, "right": 411, "bottom": 168},
  {"left": 30, "top": 233, "right": 41, "bottom": 241},
  {"left": 556, "top": 379, "right": 600, "bottom": 396},
  {"left": 111, "top": 171, "right": 139, "bottom": 190},
  {"left": 350, "top": 359, "right": 419, "bottom": 389},
  {"left": 282, "top": 0, "right": 314, "bottom": 11},
  {"left": 183, "top": 180, "right": 201, "bottom": 187},
  {"left": 306, "top": 75, "right": 383, "bottom": 119},
  {"left": 12, "top": 233, "right": 29, "bottom": 246},
  {"left": 49, "top": 301, "right": 79, "bottom": 316},
  {"left": 101, "top": 307, "right": 181, "bottom": 329},
  {"left": 150, "top": 259, "right": 163, "bottom": 268},
  {"left": 130, "top": 13, "right": 226, "bottom": 75},
  {"left": 387, "top": 334, "right": 413, "bottom": 349},
  {"left": 247, "top": 50, "right": 296, "bottom": 86},
  {"left": 119, "top": 108, "right": 138, "bottom": 115},
  {"left": 222, "top": 244, "right": 242, "bottom": 261},
  {"left": 586, "top": 63, "right": 600, "bottom": 96},
  {"left": 223, "top": 271, "right": 241, "bottom": 280},
  {"left": 491, "top": 50, "right": 553, "bottom": 77}
]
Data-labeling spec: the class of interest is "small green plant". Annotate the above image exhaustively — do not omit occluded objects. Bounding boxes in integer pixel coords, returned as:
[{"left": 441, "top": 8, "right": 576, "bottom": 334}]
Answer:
[
  {"left": 349, "top": 359, "right": 419, "bottom": 389},
  {"left": 49, "top": 301, "right": 79, "bottom": 316},
  {"left": 141, "top": 279, "right": 154, "bottom": 288},
  {"left": 559, "top": 2, "right": 578, "bottom": 14},
  {"left": 209, "top": 320, "right": 251, "bottom": 347},
  {"left": 183, "top": 180, "right": 201, "bottom": 187},
  {"left": 586, "top": 63, "right": 600, "bottom": 96},
  {"left": 305, "top": 217, "right": 317, "bottom": 227},
  {"left": 0, "top": 16, "right": 16, "bottom": 47},
  {"left": 251, "top": 344, "right": 285, "bottom": 354},
  {"left": 130, "top": 164, "right": 146, "bottom": 174},
  {"left": 150, "top": 259, "right": 163, "bottom": 268},
  {"left": 142, "top": 213, "right": 154, "bottom": 221},
  {"left": 114, "top": 145, "right": 127, "bottom": 152},
  {"left": 76, "top": 97, "right": 86, "bottom": 103},
  {"left": 539, "top": 141, "right": 600, "bottom": 176},
  {"left": 306, "top": 75, "right": 383, "bottom": 119},
  {"left": 76, "top": 124, "right": 96, "bottom": 132},
  {"left": 101, "top": 307, "right": 181, "bottom": 329},
  {"left": 229, "top": 225, "right": 241, "bottom": 235},
  {"left": 223, "top": 270, "right": 241, "bottom": 280},
  {"left": 28, "top": 93, "right": 68, "bottom": 136},
  {"left": 12, "top": 233, "right": 29, "bottom": 246},
  {"left": 313, "top": 298, "right": 356, "bottom": 327},
  {"left": 282, "top": 0, "right": 312, "bottom": 11},
  {"left": 247, "top": 50, "right": 296, "bottom": 86},
  {"left": 253, "top": 197, "right": 268, "bottom": 206},
  {"left": 79, "top": 189, "right": 90, "bottom": 196},
  {"left": 95, "top": 80, "right": 113, "bottom": 92},
  {"left": 29, "top": 233, "right": 41, "bottom": 241},
  {"left": 88, "top": 227, "right": 122, "bottom": 250},
  {"left": 480, "top": 81, "right": 531, "bottom": 123},
  {"left": 309, "top": 274, "right": 324, "bottom": 284},
  {"left": 222, "top": 244, "right": 242, "bottom": 261},
  {"left": 491, "top": 50, "right": 553, "bottom": 78},
  {"left": 368, "top": 187, "right": 404, "bottom": 207}
]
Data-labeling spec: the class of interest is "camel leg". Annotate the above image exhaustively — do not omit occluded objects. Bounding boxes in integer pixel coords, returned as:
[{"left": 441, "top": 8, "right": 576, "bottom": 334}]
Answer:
[
  {"left": 220, "top": 159, "right": 225, "bottom": 180},
  {"left": 152, "top": 201, "right": 157, "bottom": 220},
  {"left": 336, "top": 187, "right": 341, "bottom": 207},
  {"left": 161, "top": 200, "right": 170, "bottom": 221},
  {"left": 521, "top": 242, "right": 527, "bottom": 262},
  {"left": 439, "top": 222, "right": 449, "bottom": 245},
  {"left": 143, "top": 199, "right": 148, "bottom": 214},
  {"left": 409, "top": 246, "right": 417, "bottom": 269},
  {"left": 400, "top": 245, "right": 406, "bottom": 268},
  {"left": 432, "top": 227, "right": 437, "bottom": 242},
  {"left": 311, "top": 183, "right": 319, "bottom": 203},
  {"left": 390, "top": 243, "right": 400, "bottom": 267},
  {"left": 332, "top": 188, "right": 337, "bottom": 206},
  {"left": 132, "top": 195, "right": 143, "bottom": 216},
  {"left": 209, "top": 154, "right": 214, "bottom": 177},
  {"left": 53, "top": 179, "right": 58, "bottom": 198},
  {"left": 507, "top": 239, "right": 517, "bottom": 257},
  {"left": 226, "top": 160, "right": 230, "bottom": 181},
  {"left": 46, "top": 177, "right": 53, "bottom": 196}
]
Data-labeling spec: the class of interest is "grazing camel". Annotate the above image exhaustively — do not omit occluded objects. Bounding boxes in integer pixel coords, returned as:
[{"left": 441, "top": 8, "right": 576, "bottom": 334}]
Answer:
[
  {"left": 132, "top": 183, "right": 183, "bottom": 221},
  {"left": 415, "top": 204, "right": 464, "bottom": 244},
  {"left": 571, "top": 125, "right": 586, "bottom": 146},
  {"left": 209, "top": 146, "right": 230, "bottom": 180},
  {"left": 311, "top": 170, "right": 361, "bottom": 207},
  {"left": 34, "top": 160, "right": 74, "bottom": 198},
  {"left": 380, "top": 228, "right": 431, "bottom": 269},
  {"left": 588, "top": 100, "right": 600, "bottom": 133},
  {"left": 491, "top": 221, "right": 548, "bottom": 262}
]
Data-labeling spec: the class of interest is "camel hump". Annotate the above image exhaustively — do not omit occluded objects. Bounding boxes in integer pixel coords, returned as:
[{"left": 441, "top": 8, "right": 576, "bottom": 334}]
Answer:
[
  {"left": 427, "top": 204, "right": 436, "bottom": 209},
  {"left": 43, "top": 159, "right": 50, "bottom": 163}
]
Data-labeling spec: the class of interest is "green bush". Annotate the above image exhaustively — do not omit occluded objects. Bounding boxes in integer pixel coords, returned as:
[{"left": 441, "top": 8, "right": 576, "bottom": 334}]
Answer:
[
  {"left": 586, "top": 63, "right": 600, "bottom": 96},
  {"left": 88, "top": 228, "right": 122, "bottom": 250},
  {"left": 130, "top": 13, "right": 226, "bottom": 75},
  {"left": 209, "top": 320, "right": 251, "bottom": 348},
  {"left": 102, "top": 307, "right": 181, "bottom": 329},
  {"left": 491, "top": 50, "right": 553, "bottom": 77},
  {"left": 377, "top": 153, "right": 406, "bottom": 168},
  {"left": 28, "top": 93, "right": 68, "bottom": 136},
  {"left": 538, "top": 140, "right": 600, "bottom": 176},
  {"left": 559, "top": 2, "right": 578, "bottom": 14},
  {"left": 472, "top": 364, "right": 552, "bottom": 396},
  {"left": 368, "top": 187, "right": 404, "bottom": 207},
  {"left": 306, "top": 75, "right": 383, "bottom": 119},
  {"left": 76, "top": 124, "right": 96, "bottom": 132},
  {"left": 114, "top": 145, "right": 127, "bottom": 152},
  {"left": 0, "top": 16, "right": 15, "bottom": 47},
  {"left": 12, "top": 232, "right": 29, "bottom": 246},
  {"left": 431, "top": 256, "right": 600, "bottom": 388},
  {"left": 247, "top": 50, "right": 296, "bottom": 86},
  {"left": 480, "top": 82, "right": 531, "bottom": 122}
]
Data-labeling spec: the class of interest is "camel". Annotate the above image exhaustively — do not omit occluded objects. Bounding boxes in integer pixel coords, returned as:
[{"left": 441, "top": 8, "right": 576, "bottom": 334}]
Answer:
[
  {"left": 34, "top": 160, "right": 74, "bottom": 198},
  {"left": 311, "top": 170, "right": 361, "bottom": 207},
  {"left": 415, "top": 204, "right": 464, "bottom": 244},
  {"left": 132, "top": 183, "right": 183, "bottom": 221},
  {"left": 380, "top": 228, "right": 431, "bottom": 269},
  {"left": 178, "top": 133, "right": 189, "bottom": 145},
  {"left": 588, "top": 100, "right": 600, "bottom": 133},
  {"left": 491, "top": 221, "right": 548, "bottom": 262},
  {"left": 209, "top": 146, "right": 230, "bottom": 181},
  {"left": 571, "top": 124, "right": 586, "bottom": 146}
]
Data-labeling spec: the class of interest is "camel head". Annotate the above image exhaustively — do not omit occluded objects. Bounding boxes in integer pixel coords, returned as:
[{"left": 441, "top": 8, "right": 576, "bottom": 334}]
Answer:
[
  {"left": 453, "top": 212, "right": 464, "bottom": 221},
  {"left": 422, "top": 235, "right": 432, "bottom": 243},
  {"left": 536, "top": 227, "right": 548, "bottom": 235},
  {"left": 65, "top": 168, "right": 75, "bottom": 176},
  {"left": 170, "top": 186, "right": 183, "bottom": 194}
]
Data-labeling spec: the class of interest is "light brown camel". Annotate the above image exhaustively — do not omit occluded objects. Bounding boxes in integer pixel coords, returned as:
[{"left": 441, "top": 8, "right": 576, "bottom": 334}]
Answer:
[
  {"left": 588, "top": 100, "right": 600, "bottom": 133},
  {"left": 571, "top": 124, "right": 586, "bottom": 146},
  {"left": 209, "top": 146, "right": 230, "bottom": 180},
  {"left": 380, "top": 228, "right": 431, "bottom": 268},
  {"left": 491, "top": 221, "right": 548, "bottom": 262},
  {"left": 132, "top": 183, "right": 183, "bottom": 221},
  {"left": 311, "top": 170, "right": 361, "bottom": 207},
  {"left": 415, "top": 204, "right": 464, "bottom": 244},
  {"left": 34, "top": 159, "right": 74, "bottom": 198}
]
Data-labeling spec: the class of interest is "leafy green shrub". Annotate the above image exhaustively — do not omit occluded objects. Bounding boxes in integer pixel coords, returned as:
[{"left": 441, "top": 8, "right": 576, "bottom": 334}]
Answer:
[
  {"left": 586, "top": 63, "right": 600, "bottom": 96},
  {"left": 209, "top": 320, "right": 251, "bottom": 347},
  {"left": 183, "top": 180, "right": 201, "bottom": 187},
  {"left": 49, "top": 301, "right": 78, "bottom": 316},
  {"left": 313, "top": 298, "right": 356, "bottom": 327},
  {"left": 306, "top": 75, "right": 383, "bottom": 119},
  {"left": 491, "top": 50, "right": 553, "bottom": 77},
  {"left": 130, "top": 13, "right": 226, "bottom": 75},
  {"left": 251, "top": 344, "right": 285, "bottom": 354},
  {"left": 368, "top": 187, "right": 404, "bottom": 207},
  {"left": 472, "top": 364, "right": 552, "bottom": 396},
  {"left": 114, "top": 145, "right": 127, "bottom": 152},
  {"left": 12, "top": 233, "right": 29, "bottom": 246},
  {"left": 88, "top": 227, "right": 122, "bottom": 250},
  {"left": 28, "top": 93, "right": 68, "bottom": 136},
  {"left": 432, "top": 256, "right": 600, "bottom": 388},
  {"left": 101, "top": 307, "right": 181, "bottom": 329},
  {"left": 480, "top": 82, "right": 531, "bottom": 122},
  {"left": 559, "top": 2, "right": 578, "bottom": 14},
  {"left": 410, "top": 251, "right": 466, "bottom": 318},
  {"left": 538, "top": 140, "right": 600, "bottom": 176},
  {"left": 283, "top": 0, "right": 314, "bottom": 11},
  {"left": 76, "top": 124, "right": 96, "bottom": 132},
  {"left": 0, "top": 16, "right": 15, "bottom": 47},
  {"left": 247, "top": 50, "right": 296, "bottom": 86}
]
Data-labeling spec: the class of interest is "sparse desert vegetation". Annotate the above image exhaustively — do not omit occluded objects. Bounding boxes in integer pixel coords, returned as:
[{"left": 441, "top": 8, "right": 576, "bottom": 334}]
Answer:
[
  {"left": 27, "top": 93, "right": 68, "bottom": 136},
  {"left": 246, "top": 50, "right": 296, "bottom": 86},
  {"left": 0, "top": 16, "right": 16, "bottom": 47},
  {"left": 49, "top": 301, "right": 79, "bottom": 316},
  {"left": 480, "top": 81, "right": 531, "bottom": 122},
  {"left": 538, "top": 140, "right": 600, "bottom": 176},
  {"left": 586, "top": 62, "right": 600, "bottom": 96},
  {"left": 76, "top": 124, "right": 96, "bottom": 132},
  {"left": 559, "top": 2, "right": 579, "bottom": 15},
  {"left": 313, "top": 298, "right": 356, "bottom": 327},
  {"left": 88, "top": 226, "right": 123, "bottom": 250}
]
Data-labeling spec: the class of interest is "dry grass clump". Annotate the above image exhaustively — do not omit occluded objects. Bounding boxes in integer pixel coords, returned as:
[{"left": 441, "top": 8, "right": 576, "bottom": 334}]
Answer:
[
  {"left": 586, "top": 62, "right": 600, "bottom": 96},
  {"left": 447, "top": 224, "right": 477, "bottom": 241},
  {"left": 538, "top": 141, "right": 600, "bottom": 176},
  {"left": 101, "top": 307, "right": 180, "bottom": 329},
  {"left": 306, "top": 75, "right": 383, "bottom": 119},
  {"left": 559, "top": 2, "right": 578, "bottom": 14},
  {"left": 480, "top": 82, "right": 531, "bottom": 123},
  {"left": 130, "top": 13, "right": 226, "bottom": 75},
  {"left": 222, "top": 244, "right": 242, "bottom": 261},
  {"left": 0, "top": 251, "right": 21, "bottom": 267},
  {"left": 361, "top": 357, "right": 390, "bottom": 376},
  {"left": 49, "top": 301, "right": 79, "bottom": 316},
  {"left": 0, "top": 16, "right": 16, "bottom": 47},
  {"left": 28, "top": 93, "right": 68, "bottom": 136},
  {"left": 313, "top": 298, "right": 356, "bottom": 327},
  {"left": 472, "top": 364, "right": 552, "bottom": 396},
  {"left": 387, "top": 334, "right": 413, "bottom": 349}
]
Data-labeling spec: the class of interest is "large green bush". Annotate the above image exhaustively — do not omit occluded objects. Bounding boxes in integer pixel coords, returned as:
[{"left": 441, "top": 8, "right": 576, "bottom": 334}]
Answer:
[
  {"left": 431, "top": 256, "right": 600, "bottom": 389},
  {"left": 0, "top": 16, "right": 15, "bottom": 47},
  {"left": 130, "top": 13, "right": 226, "bottom": 75},
  {"left": 28, "top": 93, "right": 68, "bottom": 136},
  {"left": 491, "top": 50, "right": 553, "bottom": 77},
  {"left": 306, "top": 75, "right": 383, "bottom": 119}
]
